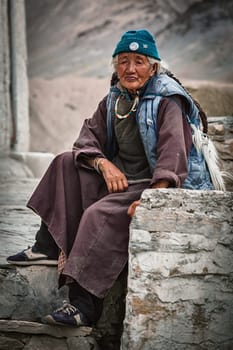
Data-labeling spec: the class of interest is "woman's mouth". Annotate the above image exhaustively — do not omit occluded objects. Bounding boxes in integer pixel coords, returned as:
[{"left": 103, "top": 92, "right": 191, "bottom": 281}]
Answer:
[{"left": 125, "top": 76, "right": 137, "bottom": 82}]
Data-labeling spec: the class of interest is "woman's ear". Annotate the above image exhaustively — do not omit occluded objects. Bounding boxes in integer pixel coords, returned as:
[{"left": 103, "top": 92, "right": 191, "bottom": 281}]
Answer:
[{"left": 150, "top": 63, "right": 157, "bottom": 76}]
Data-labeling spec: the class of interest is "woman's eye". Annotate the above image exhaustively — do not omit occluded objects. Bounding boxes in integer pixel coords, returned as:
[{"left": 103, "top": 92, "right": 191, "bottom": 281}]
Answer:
[{"left": 118, "top": 60, "right": 128, "bottom": 65}]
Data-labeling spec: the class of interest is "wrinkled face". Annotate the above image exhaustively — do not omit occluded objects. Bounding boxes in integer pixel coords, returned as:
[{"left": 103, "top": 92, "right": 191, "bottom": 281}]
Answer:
[{"left": 116, "top": 53, "right": 157, "bottom": 93}]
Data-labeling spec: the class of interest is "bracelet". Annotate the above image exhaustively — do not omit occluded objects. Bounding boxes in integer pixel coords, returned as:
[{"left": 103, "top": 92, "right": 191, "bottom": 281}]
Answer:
[{"left": 93, "top": 158, "right": 105, "bottom": 174}]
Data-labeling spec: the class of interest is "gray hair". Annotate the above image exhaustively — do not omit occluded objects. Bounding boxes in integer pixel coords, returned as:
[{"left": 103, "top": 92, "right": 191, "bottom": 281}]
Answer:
[{"left": 111, "top": 55, "right": 168, "bottom": 75}]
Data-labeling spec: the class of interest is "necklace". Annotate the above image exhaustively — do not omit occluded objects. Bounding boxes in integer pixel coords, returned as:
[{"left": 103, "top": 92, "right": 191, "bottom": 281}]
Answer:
[{"left": 114, "top": 94, "right": 139, "bottom": 119}]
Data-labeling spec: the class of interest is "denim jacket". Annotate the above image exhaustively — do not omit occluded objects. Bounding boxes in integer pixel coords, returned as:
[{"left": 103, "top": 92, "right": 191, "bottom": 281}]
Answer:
[{"left": 106, "top": 74, "right": 213, "bottom": 190}]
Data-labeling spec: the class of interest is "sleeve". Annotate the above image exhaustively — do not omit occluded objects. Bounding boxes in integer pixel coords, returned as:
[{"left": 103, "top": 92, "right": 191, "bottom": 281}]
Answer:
[
  {"left": 72, "top": 96, "right": 108, "bottom": 168},
  {"left": 150, "top": 94, "right": 193, "bottom": 188}
]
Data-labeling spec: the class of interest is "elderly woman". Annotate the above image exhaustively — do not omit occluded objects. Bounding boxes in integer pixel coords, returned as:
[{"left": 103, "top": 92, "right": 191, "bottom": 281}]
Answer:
[{"left": 7, "top": 29, "right": 214, "bottom": 327}]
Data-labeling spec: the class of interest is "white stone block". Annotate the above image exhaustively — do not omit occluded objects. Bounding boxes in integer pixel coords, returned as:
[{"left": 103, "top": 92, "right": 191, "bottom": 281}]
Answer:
[{"left": 122, "top": 189, "right": 233, "bottom": 350}]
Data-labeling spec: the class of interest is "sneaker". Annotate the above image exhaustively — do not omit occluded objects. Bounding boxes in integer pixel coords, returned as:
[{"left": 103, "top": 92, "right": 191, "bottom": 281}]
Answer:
[
  {"left": 43, "top": 301, "right": 91, "bottom": 327},
  {"left": 6, "top": 246, "right": 58, "bottom": 266}
]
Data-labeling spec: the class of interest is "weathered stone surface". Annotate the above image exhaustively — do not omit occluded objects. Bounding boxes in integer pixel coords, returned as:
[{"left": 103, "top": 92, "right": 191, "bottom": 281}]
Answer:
[
  {"left": 23, "top": 335, "right": 67, "bottom": 350},
  {"left": 0, "top": 320, "right": 92, "bottom": 338},
  {"left": 0, "top": 266, "right": 68, "bottom": 321},
  {"left": 215, "top": 139, "right": 233, "bottom": 160},
  {"left": 0, "top": 335, "right": 25, "bottom": 350},
  {"left": 208, "top": 122, "right": 225, "bottom": 142},
  {"left": 121, "top": 189, "right": 233, "bottom": 350},
  {"left": 0, "top": 178, "right": 40, "bottom": 264},
  {"left": 67, "top": 336, "right": 100, "bottom": 350},
  {"left": 0, "top": 264, "right": 125, "bottom": 349},
  {"left": 0, "top": 333, "right": 100, "bottom": 350},
  {"left": 208, "top": 116, "right": 233, "bottom": 191},
  {"left": 0, "top": 176, "right": 125, "bottom": 349}
]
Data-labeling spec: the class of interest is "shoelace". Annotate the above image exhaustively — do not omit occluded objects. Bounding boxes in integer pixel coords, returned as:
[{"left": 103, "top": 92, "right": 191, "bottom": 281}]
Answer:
[
  {"left": 24, "top": 246, "right": 31, "bottom": 252},
  {"left": 56, "top": 300, "right": 77, "bottom": 315}
]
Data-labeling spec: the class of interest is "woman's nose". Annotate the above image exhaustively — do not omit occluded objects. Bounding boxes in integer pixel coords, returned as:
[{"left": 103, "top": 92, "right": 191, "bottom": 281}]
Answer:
[{"left": 126, "top": 62, "right": 136, "bottom": 72}]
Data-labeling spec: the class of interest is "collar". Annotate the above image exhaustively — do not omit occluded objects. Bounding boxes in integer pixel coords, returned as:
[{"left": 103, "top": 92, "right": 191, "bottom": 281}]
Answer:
[{"left": 116, "top": 78, "right": 152, "bottom": 101}]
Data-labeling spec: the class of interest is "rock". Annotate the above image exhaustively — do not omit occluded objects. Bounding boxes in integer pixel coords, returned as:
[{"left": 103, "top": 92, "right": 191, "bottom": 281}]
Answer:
[
  {"left": 0, "top": 265, "right": 68, "bottom": 321},
  {"left": 0, "top": 322, "right": 99, "bottom": 350},
  {"left": 215, "top": 139, "right": 233, "bottom": 160},
  {"left": 208, "top": 123, "right": 225, "bottom": 136},
  {"left": 0, "top": 264, "right": 125, "bottom": 349},
  {"left": 0, "top": 335, "right": 25, "bottom": 350},
  {"left": 208, "top": 116, "right": 233, "bottom": 191},
  {"left": 0, "top": 320, "right": 92, "bottom": 338},
  {"left": 23, "top": 335, "right": 67, "bottom": 350},
  {"left": 208, "top": 123, "right": 225, "bottom": 141},
  {"left": 67, "top": 336, "right": 100, "bottom": 350},
  {"left": 122, "top": 189, "right": 233, "bottom": 350}
]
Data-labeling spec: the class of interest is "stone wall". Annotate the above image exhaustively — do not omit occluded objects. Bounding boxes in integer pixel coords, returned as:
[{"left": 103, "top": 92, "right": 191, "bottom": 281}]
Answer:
[
  {"left": 122, "top": 189, "right": 233, "bottom": 350},
  {"left": 0, "top": 265, "right": 126, "bottom": 349},
  {"left": 208, "top": 116, "right": 233, "bottom": 191}
]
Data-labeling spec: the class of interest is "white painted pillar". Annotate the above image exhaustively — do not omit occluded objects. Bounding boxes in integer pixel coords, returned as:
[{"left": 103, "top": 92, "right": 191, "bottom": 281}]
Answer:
[
  {"left": 0, "top": 0, "right": 11, "bottom": 155},
  {"left": 10, "top": 0, "right": 29, "bottom": 152}
]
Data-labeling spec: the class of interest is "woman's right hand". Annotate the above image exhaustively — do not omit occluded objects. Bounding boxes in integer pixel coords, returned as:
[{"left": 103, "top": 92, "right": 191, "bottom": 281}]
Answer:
[
  {"left": 98, "top": 159, "right": 128, "bottom": 193},
  {"left": 127, "top": 200, "right": 141, "bottom": 218}
]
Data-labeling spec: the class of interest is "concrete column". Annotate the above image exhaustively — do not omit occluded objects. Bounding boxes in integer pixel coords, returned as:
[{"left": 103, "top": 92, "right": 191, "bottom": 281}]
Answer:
[
  {"left": 10, "top": 0, "right": 29, "bottom": 152},
  {"left": 0, "top": 0, "right": 11, "bottom": 155}
]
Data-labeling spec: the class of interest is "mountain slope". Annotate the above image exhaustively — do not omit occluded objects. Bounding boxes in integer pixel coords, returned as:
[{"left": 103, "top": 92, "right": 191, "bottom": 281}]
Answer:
[{"left": 25, "top": 0, "right": 233, "bottom": 82}]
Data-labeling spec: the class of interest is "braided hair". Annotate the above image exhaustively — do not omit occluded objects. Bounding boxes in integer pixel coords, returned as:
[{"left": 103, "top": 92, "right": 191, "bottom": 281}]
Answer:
[{"left": 110, "top": 69, "right": 208, "bottom": 133}]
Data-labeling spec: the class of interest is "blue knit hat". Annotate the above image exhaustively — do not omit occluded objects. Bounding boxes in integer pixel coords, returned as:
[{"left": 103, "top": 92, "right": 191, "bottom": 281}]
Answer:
[{"left": 112, "top": 29, "right": 161, "bottom": 60}]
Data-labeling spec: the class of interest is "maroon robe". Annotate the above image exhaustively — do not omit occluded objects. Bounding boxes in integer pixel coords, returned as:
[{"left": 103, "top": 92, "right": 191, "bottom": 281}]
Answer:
[{"left": 27, "top": 95, "right": 192, "bottom": 298}]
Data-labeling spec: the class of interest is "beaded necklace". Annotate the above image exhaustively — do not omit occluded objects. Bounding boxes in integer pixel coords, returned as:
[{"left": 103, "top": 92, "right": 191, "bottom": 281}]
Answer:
[{"left": 114, "top": 94, "right": 139, "bottom": 119}]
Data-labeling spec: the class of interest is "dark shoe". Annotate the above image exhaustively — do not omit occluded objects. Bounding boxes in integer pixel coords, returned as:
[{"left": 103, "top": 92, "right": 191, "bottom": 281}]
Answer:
[
  {"left": 6, "top": 246, "right": 58, "bottom": 266},
  {"left": 43, "top": 301, "right": 91, "bottom": 327}
]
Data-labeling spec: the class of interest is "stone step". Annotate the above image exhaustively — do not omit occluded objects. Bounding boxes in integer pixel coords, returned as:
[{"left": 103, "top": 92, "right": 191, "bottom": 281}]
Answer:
[
  {"left": 0, "top": 320, "right": 92, "bottom": 338},
  {"left": 0, "top": 264, "right": 125, "bottom": 350},
  {"left": 0, "top": 265, "right": 68, "bottom": 321},
  {"left": 0, "top": 178, "right": 39, "bottom": 206},
  {"left": 0, "top": 178, "right": 40, "bottom": 264},
  {"left": 0, "top": 176, "right": 125, "bottom": 349},
  {"left": 0, "top": 320, "right": 97, "bottom": 350}
]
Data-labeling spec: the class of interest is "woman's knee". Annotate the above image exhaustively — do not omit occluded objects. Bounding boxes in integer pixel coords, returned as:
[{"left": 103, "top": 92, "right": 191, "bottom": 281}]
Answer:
[
  {"left": 52, "top": 151, "right": 74, "bottom": 168},
  {"left": 54, "top": 151, "right": 73, "bottom": 163},
  {"left": 47, "top": 151, "right": 77, "bottom": 177}
]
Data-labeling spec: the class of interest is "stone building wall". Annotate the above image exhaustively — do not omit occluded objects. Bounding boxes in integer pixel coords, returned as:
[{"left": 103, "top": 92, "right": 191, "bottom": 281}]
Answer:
[
  {"left": 122, "top": 189, "right": 233, "bottom": 350},
  {"left": 208, "top": 116, "right": 233, "bottom": 191}
]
